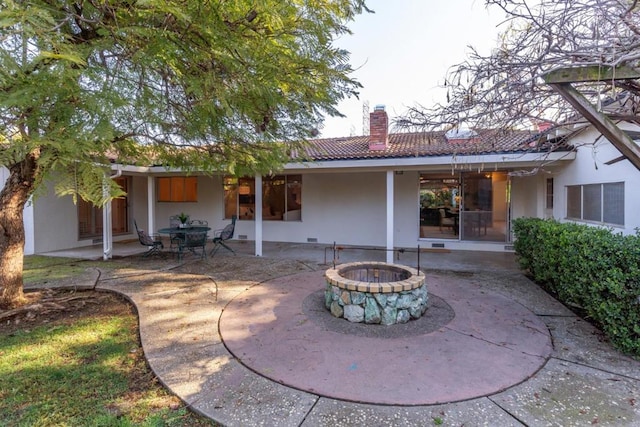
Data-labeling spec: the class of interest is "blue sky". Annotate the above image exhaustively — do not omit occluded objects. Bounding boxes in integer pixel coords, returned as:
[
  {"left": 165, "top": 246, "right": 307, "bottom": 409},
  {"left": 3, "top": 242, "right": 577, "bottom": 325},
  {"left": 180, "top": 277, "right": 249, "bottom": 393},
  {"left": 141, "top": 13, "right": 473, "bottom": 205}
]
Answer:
[{"left": 320, "top": 0, "right": 504, "bottom": 138}]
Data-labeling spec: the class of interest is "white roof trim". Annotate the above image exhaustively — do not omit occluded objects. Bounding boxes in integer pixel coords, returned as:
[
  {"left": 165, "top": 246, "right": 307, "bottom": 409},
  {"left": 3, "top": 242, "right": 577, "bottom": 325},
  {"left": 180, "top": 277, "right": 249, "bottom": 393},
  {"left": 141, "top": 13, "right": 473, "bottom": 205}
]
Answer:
[
  {"left": 111, "top": 151, "right": 575, "bottom": 175},
  {"left": 283, "top": 151, "right": 575, "bottom": 172}
]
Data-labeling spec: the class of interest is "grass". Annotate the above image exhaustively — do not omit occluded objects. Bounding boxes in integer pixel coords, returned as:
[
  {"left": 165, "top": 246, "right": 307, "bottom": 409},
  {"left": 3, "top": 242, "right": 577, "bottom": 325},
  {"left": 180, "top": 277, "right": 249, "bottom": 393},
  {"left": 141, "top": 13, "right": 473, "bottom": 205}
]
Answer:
[
  {"left": 0, "top": 316, "right": 215, "bottom": 426},
  {"left": 22, "top": 255, "right": 90, "bottom": 284},
  {"left": 0, "top": 256, "right": 216, "bottom": 426},
  {"left": 0, "top": 305, "right": 215, "bottom": 426},
  {"left": 23, "top": 255, "right": 136, "bottom": 285}
]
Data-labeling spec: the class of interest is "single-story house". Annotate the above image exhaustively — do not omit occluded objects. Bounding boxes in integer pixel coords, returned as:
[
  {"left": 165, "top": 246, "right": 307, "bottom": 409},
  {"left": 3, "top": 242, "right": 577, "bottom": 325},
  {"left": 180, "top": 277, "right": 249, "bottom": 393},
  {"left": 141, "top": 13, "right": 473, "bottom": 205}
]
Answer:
[{"left": 5, "top": 105, "right": 640, "bottom": 261}]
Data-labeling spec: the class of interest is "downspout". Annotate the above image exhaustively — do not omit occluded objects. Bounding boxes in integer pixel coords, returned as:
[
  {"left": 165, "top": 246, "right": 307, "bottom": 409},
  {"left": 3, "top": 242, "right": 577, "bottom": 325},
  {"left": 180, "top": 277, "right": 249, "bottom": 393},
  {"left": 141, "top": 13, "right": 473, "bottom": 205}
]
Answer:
[{"left": 103, "top": 165, "right": 122, "bottom": 260}]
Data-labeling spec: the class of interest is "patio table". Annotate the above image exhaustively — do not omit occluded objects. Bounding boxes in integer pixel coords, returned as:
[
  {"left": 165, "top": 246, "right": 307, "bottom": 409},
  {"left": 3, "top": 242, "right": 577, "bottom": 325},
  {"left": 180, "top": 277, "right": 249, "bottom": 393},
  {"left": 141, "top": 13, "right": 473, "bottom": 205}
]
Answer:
[
  {"left": 158, "top": 226, "right": 211, "bottom": 259},
  {"left": 157, "top": 226, "right": 211, "bottom": 235}
]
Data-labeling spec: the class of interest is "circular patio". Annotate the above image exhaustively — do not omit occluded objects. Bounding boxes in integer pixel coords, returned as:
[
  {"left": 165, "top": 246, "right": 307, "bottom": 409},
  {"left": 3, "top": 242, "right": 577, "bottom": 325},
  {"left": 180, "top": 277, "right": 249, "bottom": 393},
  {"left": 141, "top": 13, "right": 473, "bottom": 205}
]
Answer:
[{"left": 219, "top": 269, "right": 552, "bottom": 405}]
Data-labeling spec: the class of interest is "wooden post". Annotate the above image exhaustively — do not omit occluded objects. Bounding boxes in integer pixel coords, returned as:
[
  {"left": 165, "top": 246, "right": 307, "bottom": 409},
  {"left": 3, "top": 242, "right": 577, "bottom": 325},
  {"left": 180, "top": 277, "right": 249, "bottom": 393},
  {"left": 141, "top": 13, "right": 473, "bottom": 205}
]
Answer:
[{"left": 542, "top": 66, "right": 640, "bottom": 171}]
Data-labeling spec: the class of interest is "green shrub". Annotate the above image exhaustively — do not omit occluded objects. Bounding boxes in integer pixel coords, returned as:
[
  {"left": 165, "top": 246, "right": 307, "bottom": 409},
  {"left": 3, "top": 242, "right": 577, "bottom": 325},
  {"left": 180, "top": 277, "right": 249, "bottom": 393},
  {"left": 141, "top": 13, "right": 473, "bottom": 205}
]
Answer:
[{"left": 512, "top": 218, "right": 640, "bottom": 358}]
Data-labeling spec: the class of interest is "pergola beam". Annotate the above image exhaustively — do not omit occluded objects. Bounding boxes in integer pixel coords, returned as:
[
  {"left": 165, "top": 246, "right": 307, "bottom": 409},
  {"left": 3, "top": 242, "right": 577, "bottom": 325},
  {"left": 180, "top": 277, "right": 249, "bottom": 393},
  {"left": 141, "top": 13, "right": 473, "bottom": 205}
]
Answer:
[
  {"left": 542, "top": 66, "right": 640, "bottom": 171},
  {"left": 543, "top": 65, "right": 640, "bottom": 84}
]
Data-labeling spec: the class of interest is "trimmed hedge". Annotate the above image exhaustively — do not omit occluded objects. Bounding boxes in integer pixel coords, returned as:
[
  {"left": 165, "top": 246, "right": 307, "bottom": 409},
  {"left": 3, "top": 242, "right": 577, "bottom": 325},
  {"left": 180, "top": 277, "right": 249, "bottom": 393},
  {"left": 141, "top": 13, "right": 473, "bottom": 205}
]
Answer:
[{"left": 512, "top": 218, "right": 640, "bottom": 358}]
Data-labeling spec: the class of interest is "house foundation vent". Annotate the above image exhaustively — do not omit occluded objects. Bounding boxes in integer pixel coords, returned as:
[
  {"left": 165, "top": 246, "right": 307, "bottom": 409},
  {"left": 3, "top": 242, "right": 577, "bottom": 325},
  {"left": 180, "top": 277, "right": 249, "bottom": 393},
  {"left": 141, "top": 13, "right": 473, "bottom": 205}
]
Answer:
[
  {"left": 238, "top": 235, "right": 248, "bottom": 240},
  {"left": 307, "top": 237, "right": 318, "bottom": 243},
  {"left": 504, "top": 245, "right": 515, "bottom": 251},
  {"left": 431, "top": 243, "right": 445, "bottom": 248}
]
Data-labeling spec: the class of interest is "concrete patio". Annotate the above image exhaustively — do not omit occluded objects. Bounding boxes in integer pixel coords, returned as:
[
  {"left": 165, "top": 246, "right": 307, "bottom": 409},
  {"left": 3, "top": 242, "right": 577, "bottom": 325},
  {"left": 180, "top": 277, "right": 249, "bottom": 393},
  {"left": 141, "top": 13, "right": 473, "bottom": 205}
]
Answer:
[{"left": 36, "top": 240, "right": 640, "bottom": 426}]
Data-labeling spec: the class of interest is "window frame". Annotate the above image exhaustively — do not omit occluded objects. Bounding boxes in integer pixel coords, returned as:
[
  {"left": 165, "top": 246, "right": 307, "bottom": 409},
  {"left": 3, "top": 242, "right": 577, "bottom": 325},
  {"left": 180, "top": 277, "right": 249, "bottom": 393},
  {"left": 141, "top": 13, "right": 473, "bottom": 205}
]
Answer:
[
  {"left": 545, "top": 178, "right": 554, "bottom": 210},
  {"left": 223, "top": 175, "right": 302, "bottom": 221},
  {"left": 566, "top": 182, "right": 624, "bottom": 226}
]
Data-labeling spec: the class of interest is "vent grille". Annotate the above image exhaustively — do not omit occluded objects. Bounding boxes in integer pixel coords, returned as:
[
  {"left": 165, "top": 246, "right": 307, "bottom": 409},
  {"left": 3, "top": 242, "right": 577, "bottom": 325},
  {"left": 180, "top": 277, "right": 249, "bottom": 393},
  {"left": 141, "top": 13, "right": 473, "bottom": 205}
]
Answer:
[
  {"left": 238, "top": 235, "right": 248, "bottom": 240},
  {"left": 504, "top": 245, "right": 515, "bottom": 251},
  {"left": 431, "top": 243, "right": 445, "bottom": 248},
  {"left": 307, "top": 237, "right": 318, "bottom": 243}
]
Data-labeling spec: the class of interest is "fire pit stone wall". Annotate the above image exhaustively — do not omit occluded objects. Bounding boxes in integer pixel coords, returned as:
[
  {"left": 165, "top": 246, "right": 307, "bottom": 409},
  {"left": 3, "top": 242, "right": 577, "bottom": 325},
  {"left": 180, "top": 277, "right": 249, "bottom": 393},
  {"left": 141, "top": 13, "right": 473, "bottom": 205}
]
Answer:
[{"left": 324, "top": 262, "right": 427, "bottom": 325}]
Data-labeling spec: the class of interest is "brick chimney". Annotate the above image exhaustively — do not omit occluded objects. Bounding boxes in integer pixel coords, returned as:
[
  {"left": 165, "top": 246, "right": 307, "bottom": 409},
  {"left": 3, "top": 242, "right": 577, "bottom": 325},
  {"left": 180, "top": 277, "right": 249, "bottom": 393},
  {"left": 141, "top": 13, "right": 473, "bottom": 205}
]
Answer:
[
  {"left": 369, "top": 105, "right": 388, "bottom": 151},
  {"left": 534, "top": 120, "right": 553, "bottom": 132}
]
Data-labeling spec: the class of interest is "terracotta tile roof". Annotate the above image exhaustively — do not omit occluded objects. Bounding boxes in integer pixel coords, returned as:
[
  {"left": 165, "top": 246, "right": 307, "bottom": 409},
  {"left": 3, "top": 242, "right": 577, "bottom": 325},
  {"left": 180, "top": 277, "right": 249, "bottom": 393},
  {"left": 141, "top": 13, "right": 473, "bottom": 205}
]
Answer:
[{"left": 301, "top": 129, "right": 573, "bottom": 161}]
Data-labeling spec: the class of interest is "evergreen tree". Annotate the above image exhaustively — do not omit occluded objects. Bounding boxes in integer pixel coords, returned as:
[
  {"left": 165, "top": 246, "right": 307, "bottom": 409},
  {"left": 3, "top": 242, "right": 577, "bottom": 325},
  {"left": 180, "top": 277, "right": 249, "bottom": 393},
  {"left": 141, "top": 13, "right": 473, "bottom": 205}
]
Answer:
[{"left": 0, "top": 0, "right": 368, "bottom": 307}]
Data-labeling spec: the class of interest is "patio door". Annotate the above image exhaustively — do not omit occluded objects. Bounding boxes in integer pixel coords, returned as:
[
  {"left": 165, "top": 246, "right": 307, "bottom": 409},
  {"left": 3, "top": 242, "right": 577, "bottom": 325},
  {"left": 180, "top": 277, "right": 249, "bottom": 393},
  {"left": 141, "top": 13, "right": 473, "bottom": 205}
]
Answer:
[
  {"left": 78, "top": 177, "right": 129, "bottom": 239},
  {"left": 418, "top": 174, "right": 460, "bottom": 239},
  {"left": 460, "top": 172, "right": 509, "bottom": 242}
]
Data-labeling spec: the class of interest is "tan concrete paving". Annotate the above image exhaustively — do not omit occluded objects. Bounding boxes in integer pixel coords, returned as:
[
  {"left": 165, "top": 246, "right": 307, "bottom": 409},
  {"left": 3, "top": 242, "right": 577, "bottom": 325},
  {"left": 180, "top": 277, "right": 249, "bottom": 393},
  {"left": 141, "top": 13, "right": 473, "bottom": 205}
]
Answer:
[{"left": 32, "top": 244, "right": 640, "bottom": 426}]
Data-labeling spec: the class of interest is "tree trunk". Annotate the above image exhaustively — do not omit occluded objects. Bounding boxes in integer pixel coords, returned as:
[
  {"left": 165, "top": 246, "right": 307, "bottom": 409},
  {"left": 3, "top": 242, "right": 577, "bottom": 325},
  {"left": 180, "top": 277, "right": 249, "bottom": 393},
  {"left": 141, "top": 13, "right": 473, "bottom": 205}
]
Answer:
[{"left": 0, "top": 153, "right": 40, "bottom": 309}]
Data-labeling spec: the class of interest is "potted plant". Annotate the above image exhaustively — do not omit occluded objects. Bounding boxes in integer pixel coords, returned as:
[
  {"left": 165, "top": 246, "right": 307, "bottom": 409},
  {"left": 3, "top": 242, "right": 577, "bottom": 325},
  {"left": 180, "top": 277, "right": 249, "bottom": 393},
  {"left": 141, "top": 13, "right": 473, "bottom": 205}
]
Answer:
[{"left": 178, "top": 212, "right": 189, "bottom": 228}]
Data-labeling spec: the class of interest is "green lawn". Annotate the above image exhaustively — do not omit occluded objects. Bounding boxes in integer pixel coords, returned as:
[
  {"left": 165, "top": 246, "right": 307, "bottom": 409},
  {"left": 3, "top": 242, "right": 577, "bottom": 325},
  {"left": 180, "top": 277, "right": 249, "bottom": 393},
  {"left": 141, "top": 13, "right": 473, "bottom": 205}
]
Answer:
[
  {"left": 0, "top": 256, "right": 216, "bottom": 426},
  {"left": 23, "top": 255, "right": 132, "bottom": 285}
]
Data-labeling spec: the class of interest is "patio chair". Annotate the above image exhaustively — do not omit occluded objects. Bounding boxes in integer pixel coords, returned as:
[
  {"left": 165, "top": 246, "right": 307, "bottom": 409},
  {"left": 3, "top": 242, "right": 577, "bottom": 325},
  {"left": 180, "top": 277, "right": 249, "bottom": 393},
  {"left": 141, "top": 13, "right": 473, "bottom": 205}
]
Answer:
[
  {"left": 169, "top": 215, "right": 181, "bottom": 228},
  {"left": 439, "top": 209, "right": 455, "bottom": 233},
  {"left": 168, "top": 215, "right": 184, "bottom": 251},
  {"left": 134, "top": 220, "right": 164, "bottom": 257},
  {"left": 188, "top": 219, "right": 208, "bottom": 227},
  {"left": 178, "top": 230, "right": 208, "bottom": 261},
  {"left": 210, "top": 216, "right": 236, "bottom": 256}
]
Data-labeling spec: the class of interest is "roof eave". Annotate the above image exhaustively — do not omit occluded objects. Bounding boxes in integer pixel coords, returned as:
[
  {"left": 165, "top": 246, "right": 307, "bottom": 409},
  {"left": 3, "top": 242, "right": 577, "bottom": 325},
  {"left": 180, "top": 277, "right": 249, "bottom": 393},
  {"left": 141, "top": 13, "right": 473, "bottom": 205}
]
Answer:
[{"left": 283, "top": 151, "right": 576, "bottom": 172}]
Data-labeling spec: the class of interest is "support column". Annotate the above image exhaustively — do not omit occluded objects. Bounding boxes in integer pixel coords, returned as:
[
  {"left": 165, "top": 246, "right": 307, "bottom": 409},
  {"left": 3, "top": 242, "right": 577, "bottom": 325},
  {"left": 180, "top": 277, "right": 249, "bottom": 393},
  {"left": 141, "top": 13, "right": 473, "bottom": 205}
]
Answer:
[
  {"left": 102, "top": 197, "right": 112, "bottom": 260},
  {"left": 255, "top": 174, "right": 263, "bottom": 256},
  {"left": 386, "top": 170, "right": 394, "bottom": 263},
  {"left": 102, "top": 168, "right": 121, "bottom": 260},
  {"left": 147, "top": 176, "right": 155, "bottom": 235}
]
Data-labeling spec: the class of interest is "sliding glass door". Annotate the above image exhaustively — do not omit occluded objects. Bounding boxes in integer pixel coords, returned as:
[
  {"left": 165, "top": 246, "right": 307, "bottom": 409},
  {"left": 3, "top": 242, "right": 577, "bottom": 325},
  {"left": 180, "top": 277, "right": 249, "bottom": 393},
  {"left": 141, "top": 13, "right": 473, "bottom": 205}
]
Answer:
[
  {"left": 418, "top": 175, "right": 460, "bottom": 239},
  {"left": 418, "top": 172, "right": 511, "bottom": 243},
  {"left": 460, "top": 172, "right": 509, "bottom": 242}
]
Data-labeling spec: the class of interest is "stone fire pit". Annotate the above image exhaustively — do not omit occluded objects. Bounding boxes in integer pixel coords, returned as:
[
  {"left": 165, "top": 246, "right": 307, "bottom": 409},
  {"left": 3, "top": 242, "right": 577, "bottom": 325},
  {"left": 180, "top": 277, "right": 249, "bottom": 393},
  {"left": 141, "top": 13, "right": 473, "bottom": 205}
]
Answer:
[{"left": 324, "top": 262, "right": 427, "bottom": 325}]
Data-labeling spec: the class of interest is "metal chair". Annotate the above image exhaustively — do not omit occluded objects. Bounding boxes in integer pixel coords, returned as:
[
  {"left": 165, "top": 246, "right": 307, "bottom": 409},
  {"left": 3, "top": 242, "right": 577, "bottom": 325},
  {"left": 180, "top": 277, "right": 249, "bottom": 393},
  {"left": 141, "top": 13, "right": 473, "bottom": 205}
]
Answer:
[
  {"left": 168, "top": 215, "right": 184, "bottom": 251},
  {"left": 210, "top": 216, "right": 236, "bottom": 256},
  {"left": 134, "top": 220, "right": 164, "bottom": 257},
  {"left": 169, "top": 215, "right": 181, "bottom": 228},
  {"left": 188, "top": 219, "right": 208, "bottom": 227},
  {"left": 439, "top": 209, "right": 455, "bottom": 233},
  {"left": 178, "top": 230, "right": 208, "bottom": 261}
]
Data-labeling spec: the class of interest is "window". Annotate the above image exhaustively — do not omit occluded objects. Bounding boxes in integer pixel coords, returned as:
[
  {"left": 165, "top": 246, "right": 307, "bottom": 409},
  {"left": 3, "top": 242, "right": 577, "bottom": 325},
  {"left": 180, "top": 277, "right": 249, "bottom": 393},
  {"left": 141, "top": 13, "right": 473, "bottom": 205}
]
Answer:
[
  {"left": 566, "top": 182, "right": 624, "bottom": 226},
  {"left": 546, "top": 178, "right": 554, "bottom": 209},
  {"left": 157, "top": 177, "right": 198, "bottom": 202},
  {"left": 603, "top": 182, "right": 624, "bottom": 225},
  {"left": 237, "top": 177, "right": 255, "bottom": 219},
  {"left": 224, "top": 175, "right": 302, "bottom": 221},
  {"left": 263, "top": 176, "right": 285, "bottom": 219},
  {"left": 223, "top": 177, "right": 239, "bottom": 219},
  {"left": 582, "top": 184, "right": 601, "bottom": 222},
  {"left": 566, "top": 185, "right": 581, "bottom": 219}
]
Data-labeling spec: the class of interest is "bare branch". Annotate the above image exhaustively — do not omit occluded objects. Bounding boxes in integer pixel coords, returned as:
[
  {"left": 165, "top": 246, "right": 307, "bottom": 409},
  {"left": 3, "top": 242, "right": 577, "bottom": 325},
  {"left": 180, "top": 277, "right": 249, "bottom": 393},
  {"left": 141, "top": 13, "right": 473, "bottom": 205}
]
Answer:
[{"left": 398, "top": 0, "right": 640, "bottom": 133}]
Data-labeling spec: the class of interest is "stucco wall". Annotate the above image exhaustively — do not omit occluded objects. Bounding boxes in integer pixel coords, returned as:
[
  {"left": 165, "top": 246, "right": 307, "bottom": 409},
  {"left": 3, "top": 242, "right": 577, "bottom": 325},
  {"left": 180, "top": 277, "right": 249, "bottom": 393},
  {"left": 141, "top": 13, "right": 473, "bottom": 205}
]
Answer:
[
  {"left": 233, "top": 172, "right": 387, "bottom": 246},
  {"left": 152, "top": 175, "right": 227, "bottom": 232},
  {"left": 553, "top": 126, "right": 640, "bottom": 235},
  {"left": 510, "top": 175, "right": 543, "bottom": 221},
  {"left": 393, "top": 171, "right": 421, "bottom": 247},
  {"left": 32, "top": 183, "right": 81, "bottom": 253},
  {"left": 29, "top": 174, "right": 150, "bottom": 253},
  {"left": 129, "top": 175, "right": 150, "bottom": 231}
]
